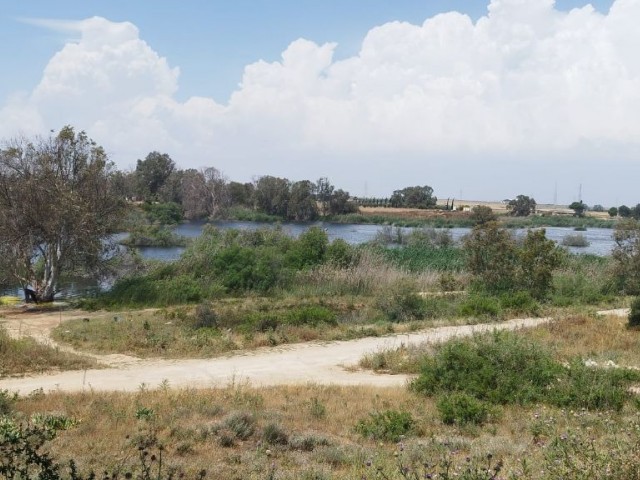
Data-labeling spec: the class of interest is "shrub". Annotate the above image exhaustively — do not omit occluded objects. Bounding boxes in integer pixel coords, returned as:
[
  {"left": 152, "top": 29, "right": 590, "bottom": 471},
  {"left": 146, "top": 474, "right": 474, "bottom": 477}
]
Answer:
[
  {"left": 0, "top": 390, "right": 17, "bottom": 416},
  {"left": 191, "top": 302, "right": 218, "bottom": 329},
  {"left": 218, "top": 412, "right": 255, "bottom": 440},
  {"left": 548, "top": 359, "right": 634, "bottom": 412},
  {"left": 355, "top": 409, "right": 415, "bottom": 442},
  {"left": 263, "top": 422, "right": 289, "bottom": 445},
  {"left": 436, "top": 393, "right": 495, "bottom": 425},
  {"left": 561, "top": 233, "right": 590, "bottom": 247},
  {"left": 499, "top": 291, "right": 539, "bottom": 315},
  {"left": 629, "top": 296, "right": 640, "bottom": 327},
  {"left": 376, "top": 279, "right": 426, "bottom": 322},
  {"left": 411, "top": 331, "right": 562, "bottom": 405},
  {"left": 458, "top": 295, "right": 501, "bottom": 318}
]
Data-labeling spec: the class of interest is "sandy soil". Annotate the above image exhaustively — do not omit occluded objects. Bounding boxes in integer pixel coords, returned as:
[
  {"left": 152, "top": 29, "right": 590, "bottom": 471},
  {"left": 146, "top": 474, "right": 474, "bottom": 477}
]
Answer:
[{"left": 0, "top": 308, "right": 628, "bottom": 394}]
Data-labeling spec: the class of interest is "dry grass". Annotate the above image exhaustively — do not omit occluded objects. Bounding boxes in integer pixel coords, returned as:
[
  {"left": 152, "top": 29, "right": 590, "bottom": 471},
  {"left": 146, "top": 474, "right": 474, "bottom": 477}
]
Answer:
[
  {"left": 360, "top": 206, "right": 470, "bottom": 220},
  {"left": 9, "top": 381, "right": 640, "bottom": 479},
  {"left": 0, "top": 327, "right": 97, "bottom": 378},
  {"left": 527, "top": 313, "right": 640, "bottom": 366}
]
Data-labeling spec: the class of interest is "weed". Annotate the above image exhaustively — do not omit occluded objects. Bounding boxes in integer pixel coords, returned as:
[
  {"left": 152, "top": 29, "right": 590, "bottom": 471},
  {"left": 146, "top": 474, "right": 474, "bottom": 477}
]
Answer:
[
  {"left": 629, "top": 296, "right": 640, "bottom": 327},
  {"left": 263, "top": 422, "right": 289, "bottom": 445},
  {"left": 355, "top": 409, "right": 415, "bottom": 442},
  {"left": 436, "top": 393, "right": 496, "bottom": 426}
]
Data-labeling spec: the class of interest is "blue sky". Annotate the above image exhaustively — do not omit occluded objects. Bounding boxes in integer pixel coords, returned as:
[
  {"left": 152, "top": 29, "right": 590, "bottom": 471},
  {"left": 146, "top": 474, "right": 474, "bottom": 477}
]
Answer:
[{"left": 0, "top": 0, "right": 636, "bottom": 205}]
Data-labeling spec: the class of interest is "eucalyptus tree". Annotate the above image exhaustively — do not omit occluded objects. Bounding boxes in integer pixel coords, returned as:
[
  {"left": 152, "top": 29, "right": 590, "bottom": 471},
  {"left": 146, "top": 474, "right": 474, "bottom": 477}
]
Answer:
[{"left": 0, "top": 126, "right": 124, "bottom": 302}]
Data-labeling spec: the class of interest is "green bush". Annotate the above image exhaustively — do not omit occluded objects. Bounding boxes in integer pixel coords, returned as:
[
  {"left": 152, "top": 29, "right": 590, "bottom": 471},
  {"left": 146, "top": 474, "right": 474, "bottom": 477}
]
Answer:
[
  {"left": 0, "top": 390, "right": 16, "bottom": 416},
  {"left": 377, "top": 279, "right": 426, "bottom": 322},
  {"left": 629, "top": 296, "right": 640, "bottom": 327},
  {"left": 458, "top": 295, "right": 502, "bottom": 318},
  {"left": 549, "top": 359, "right": 634, "bottom": 412},
  {"left": 412, "top": 331, "right": 640, "bottom": 411},
  {"left": 411, "top": 331, "right": 562, "bottom": 405},
  {"left": 263, "top": 422, "right": 289, "bottom": 445},
  {"left": 499, "top": 291, "right": 539, "bottom": 315},
  {"left": 436, "top": 393, "right": 495, "bottom": 425},
  {"left": 355, "top": 409, "right": 415, "bottom": 442},
  {"left": 285, "top": 305, "right": 338, "bottom": 327}
]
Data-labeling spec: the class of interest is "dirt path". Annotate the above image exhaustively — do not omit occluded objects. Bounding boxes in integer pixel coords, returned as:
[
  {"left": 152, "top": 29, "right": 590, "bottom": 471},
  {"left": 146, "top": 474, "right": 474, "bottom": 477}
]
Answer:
[{"left": 0, "top": 308, "right": 628, "bottom": 394}]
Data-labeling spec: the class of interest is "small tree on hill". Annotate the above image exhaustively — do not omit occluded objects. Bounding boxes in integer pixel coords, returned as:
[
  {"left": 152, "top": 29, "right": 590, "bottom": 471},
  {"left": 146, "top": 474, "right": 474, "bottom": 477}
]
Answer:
[
  {"left": 507, "top": 195, "right": 536, "bottom": 217},
  {"left": 609, "top": 207, "right": 618, "bottom": 218},
  {"left": 569, "top": 201, "right": 587, "bottom": 218},
  {"left": 619, "top": 205, "right": 632, "bottom": 218}
]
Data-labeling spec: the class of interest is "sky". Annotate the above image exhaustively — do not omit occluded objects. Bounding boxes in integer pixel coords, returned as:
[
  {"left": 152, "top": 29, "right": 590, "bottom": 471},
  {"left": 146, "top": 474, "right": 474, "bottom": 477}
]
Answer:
[{"left": 1, "top": 0, "right": 638, "bottom": 206}]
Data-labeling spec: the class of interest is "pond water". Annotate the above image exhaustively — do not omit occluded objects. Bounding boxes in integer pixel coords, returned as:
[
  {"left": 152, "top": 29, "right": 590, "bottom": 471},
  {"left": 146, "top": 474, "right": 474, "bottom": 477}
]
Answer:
[
  {"left": 1, "top": 221, "right": 615, "bottom": 299},
  {"left": 138, "top": 221, "right": 615, "bottom": 261}
]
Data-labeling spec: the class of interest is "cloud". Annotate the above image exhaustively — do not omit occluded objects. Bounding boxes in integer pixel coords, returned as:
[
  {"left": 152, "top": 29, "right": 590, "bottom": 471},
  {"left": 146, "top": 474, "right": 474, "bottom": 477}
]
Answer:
[{"left": 2, "top": 1, "right": 640, "bottom": 202}]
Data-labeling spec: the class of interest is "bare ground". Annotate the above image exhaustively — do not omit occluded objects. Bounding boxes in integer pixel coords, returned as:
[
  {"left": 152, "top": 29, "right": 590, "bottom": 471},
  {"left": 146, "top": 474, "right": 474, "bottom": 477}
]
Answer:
[{"left": 0, "top": 307, "right": 628, "bottom": 394}]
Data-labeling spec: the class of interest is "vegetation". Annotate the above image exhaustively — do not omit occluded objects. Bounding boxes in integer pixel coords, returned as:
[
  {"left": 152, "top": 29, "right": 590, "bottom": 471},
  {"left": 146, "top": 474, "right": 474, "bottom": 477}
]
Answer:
[
  {"left": 568, "top": 200, "right": 587, "bottom": 217},
  {"left": 389, "top": 185, "right": 437, "bottom": 209},
  {"left": 506, "top": 194, "right": 536, "bottom": 217},
  {"left": 561, "top": 233, "right": 590, "bottom": 247},
  {"left": 464, "top": 222, "right": 563, "bottom": 298},
  {"left": 612, "top": 218, "right": 640, "bottom": 294},
  {"left": 0, "top": 327, "right": 97, "bottom": 377},
  {"left": 0, "top": 126, "right": 125, "bottom": 302}
]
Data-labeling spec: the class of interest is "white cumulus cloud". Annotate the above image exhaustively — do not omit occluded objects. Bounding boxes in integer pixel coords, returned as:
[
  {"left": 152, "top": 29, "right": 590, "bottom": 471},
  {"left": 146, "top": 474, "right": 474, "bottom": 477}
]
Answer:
[{"left": 2, "top": 0, "right": 640, "bottom": 203}]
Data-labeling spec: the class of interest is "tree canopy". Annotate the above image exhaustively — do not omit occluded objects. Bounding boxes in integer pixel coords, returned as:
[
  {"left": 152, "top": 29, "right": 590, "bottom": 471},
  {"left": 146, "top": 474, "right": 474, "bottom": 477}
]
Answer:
[
  {"left": 0, "top": 126, "right": 124, "bottom": 302},
  {"left": 507, "top": 195, "right": 536, "bottom": 217},
  {"left": 390, "top": 185, "right": 437, "bottom": 209}
]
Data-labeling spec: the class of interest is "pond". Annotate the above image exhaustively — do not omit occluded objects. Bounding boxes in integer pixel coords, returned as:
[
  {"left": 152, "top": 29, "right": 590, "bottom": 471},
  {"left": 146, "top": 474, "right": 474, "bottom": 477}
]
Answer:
[
  {"left": 0, "top": 221, "right": 615, "bottom": 299},
  {"left": 137, "top": 221, "right": 615, "bottom": 261}
]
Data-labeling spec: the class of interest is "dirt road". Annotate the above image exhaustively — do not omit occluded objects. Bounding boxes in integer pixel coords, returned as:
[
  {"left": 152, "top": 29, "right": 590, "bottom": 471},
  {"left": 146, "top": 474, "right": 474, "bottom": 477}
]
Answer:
[
  {"left": 0, "top": 308, "right": 627, "bottom": 394},
  {"left": 0, "top": 308, "right": 552, "bottom": 393}
]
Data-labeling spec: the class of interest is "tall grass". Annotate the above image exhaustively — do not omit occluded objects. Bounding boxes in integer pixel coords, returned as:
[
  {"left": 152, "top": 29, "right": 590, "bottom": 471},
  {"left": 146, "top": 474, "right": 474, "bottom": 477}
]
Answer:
[{"left": 0, "top": 327, "right": 97, "bottom": 377}]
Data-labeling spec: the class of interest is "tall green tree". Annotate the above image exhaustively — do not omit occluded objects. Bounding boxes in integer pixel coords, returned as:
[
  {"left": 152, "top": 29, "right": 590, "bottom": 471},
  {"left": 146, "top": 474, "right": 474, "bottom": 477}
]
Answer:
[
  {"left": 288, "top": 180, "right": 318, "bottom": 221},
  {"left": 135, "top": 151, "right": 175, "bottom": 200},
  {"left": 254, "top": 176, "right": 290, "bottom": 217},
  {"left": 0, "top": 126, "right": 124, "bottom": 302}
]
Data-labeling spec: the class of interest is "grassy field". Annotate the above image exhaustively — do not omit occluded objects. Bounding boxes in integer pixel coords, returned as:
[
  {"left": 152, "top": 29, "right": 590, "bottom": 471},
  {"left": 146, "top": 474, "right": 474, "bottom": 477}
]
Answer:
[
  {"left": 6, "top": 311, "right": 640, "bottom": 479},
  {"left": 0, "top": 327, "right": 97, "bottom": 378}
]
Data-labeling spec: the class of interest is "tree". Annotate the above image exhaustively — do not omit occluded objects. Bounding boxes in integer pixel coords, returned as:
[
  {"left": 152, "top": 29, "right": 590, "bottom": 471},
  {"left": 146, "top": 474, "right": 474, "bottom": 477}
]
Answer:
[
  {"left": 328, "top": 189, "right": 358, "bottom": 215},
  {"left": 608, "top": 207, "right": 618, "bottom": 218},
  {"left": 228, "top": 181, "right": 254, "bottom": 207},
  {"left": 592, "top": 204, "right": 605, "bottom": 212},
  {"left": 254, "top": 176, "right": 290, "bottom": 217},
  {"left": 0, "top": 126, "right": 124, "bottom": 302},
  {"left": 568, "top": 201, "right": 587, "bottom": 218},
  {"left": 390, "top": 185, "right": 437, "bottom": 209},
  {"left": 464, "top": 222, "right": 519, "bottom": 293},
  {"left": 179, "top": 167, "right": 228, "bottom": 220},
  {"left": 315, "top": 177, "right": 334, "bottom": 216},
  {"left": 288, "top": 180, "right": 318, "bottom": 221},
  {"left": 619, "top": 205, "right": 632, "bottom": 218},
  {"left": 135, "top": 151, "right": 175, "bottom": 200},
  {"left": 464, "top": 222, "right": 562, "bottom": 298},
  {"left": 470, "top": 205, "right": 496, "bottom": 225},
  {"left": 507, "top": 195, "right": 536, "bottom": 217},
  {"left": 517, "top": 229, "right": 563, "bottom": 299}
]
